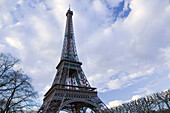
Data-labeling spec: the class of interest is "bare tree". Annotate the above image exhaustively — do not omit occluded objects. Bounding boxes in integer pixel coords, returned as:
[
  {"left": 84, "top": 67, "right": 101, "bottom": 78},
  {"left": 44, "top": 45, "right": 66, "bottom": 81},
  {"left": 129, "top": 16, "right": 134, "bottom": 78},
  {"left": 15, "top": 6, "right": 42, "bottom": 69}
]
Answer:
[
  {"left": 122, "top": 102, "right": 134, "bottom": 113},
  {"left": 109, "top": 90, "right": 170, "bottom": 113},
  {"left": 153, "top": 93, "right": 165, "bottom": 112},
  {"left": 144, "top": 96, "right": 156, "bottom": 112},
  {"left": 0, "top": 53, "right": 38, "bottom": 113},
  {"left": 155, "top": 90, "right": 170, "bottom": 110},
  {"left": 0, "top": 53, "right": 19, "bottom": 78}
]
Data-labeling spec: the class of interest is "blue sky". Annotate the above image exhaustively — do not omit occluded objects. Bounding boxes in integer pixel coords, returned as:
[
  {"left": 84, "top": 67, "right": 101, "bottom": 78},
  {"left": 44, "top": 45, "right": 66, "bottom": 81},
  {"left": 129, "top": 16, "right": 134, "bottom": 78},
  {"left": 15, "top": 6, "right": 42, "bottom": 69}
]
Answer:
[{"left": 0, "top": 0, "right": 170, "bottom": 108}]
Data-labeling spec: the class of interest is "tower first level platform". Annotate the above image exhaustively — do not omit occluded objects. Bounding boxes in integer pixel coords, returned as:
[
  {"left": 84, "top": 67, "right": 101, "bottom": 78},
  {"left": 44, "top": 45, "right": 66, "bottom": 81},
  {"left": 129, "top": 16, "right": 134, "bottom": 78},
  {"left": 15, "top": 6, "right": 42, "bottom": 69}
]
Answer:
[{"left": 39, "top": 84, "right": 107, "bottom": 113}]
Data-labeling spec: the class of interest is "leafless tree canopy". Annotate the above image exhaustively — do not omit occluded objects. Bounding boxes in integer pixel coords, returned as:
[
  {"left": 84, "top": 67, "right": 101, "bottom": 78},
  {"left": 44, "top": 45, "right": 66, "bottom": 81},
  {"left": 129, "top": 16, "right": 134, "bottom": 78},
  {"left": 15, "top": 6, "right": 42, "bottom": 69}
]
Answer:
[
  {"left": 110, "top": 90, "right": 170, "bottom": 113},
  {"left": 0, "top": 53, "right": 38, "bottom": 113},
  {"left": 0, "top": 53, "right": 19, "bottom": 78}
]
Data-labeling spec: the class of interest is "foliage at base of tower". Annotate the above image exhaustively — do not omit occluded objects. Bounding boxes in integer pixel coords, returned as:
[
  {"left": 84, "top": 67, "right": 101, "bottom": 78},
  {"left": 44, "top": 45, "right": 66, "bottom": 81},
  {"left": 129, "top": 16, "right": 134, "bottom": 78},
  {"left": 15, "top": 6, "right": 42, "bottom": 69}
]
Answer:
[
  {"left": 110, "top": 90, "right": 170, "bottom": 113},
  {"left": 0, "top": 53, "right": 38, "bottom": 113}
]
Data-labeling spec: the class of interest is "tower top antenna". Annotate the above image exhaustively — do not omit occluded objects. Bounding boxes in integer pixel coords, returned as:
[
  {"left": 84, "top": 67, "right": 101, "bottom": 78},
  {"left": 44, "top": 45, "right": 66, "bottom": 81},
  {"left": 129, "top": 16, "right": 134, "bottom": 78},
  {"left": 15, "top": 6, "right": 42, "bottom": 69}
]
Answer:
[{"left": 69, "top": 5, "right": 71, "bottom": 10}]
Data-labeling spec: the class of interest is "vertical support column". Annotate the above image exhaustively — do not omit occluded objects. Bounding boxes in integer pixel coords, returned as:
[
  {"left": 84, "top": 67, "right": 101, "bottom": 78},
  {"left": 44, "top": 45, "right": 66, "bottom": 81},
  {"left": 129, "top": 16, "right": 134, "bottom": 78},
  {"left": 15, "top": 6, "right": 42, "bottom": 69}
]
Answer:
[
  {"left": 75, "top": 104, "right": 80, "bottom": 113},
  {"left": 57, "top": 94, "right": 66, "bottom": 113}
]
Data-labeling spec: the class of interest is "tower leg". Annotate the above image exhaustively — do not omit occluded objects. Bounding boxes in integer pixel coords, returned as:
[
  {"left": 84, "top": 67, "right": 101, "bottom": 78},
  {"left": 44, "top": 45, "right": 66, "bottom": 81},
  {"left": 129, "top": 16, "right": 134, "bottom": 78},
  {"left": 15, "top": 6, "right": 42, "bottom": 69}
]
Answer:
[{"left": 75, "top": 104, "right": 80, "bottom": 113}]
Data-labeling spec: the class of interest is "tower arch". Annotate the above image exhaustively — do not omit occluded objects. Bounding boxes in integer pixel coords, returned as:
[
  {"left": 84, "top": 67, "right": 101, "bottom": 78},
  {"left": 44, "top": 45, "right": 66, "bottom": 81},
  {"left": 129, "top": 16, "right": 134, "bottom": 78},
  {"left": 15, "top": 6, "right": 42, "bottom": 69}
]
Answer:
[{"left": 60, "top": 99, "right": 98, "bottom": 113}]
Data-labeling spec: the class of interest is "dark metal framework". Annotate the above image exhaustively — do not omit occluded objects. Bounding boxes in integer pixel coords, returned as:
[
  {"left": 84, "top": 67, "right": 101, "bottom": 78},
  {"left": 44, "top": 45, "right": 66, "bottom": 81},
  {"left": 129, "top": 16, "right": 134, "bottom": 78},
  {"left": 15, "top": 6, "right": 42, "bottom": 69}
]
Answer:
[{"left": 38, "top": 8, "right": 110, "bottom": 113}]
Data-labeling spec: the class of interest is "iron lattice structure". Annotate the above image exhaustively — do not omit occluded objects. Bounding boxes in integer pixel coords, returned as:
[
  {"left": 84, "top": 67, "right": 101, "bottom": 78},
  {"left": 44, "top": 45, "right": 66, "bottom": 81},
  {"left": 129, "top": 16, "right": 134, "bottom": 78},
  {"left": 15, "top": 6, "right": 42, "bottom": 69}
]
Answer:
[{"left": 38, "top": 9, "right": 110, "bottom": 113}]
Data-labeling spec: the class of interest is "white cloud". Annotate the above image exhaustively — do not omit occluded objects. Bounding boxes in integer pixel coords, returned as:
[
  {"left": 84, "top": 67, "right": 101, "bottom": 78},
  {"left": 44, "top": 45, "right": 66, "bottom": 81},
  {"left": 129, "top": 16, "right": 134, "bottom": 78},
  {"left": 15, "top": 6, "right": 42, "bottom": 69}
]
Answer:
[
  {"left": 38, "top": 85, "right": 50, "bottom": 103},
  {"left": 6, "top": 37, "right": 24, "bottom": 49},
  {"left": 131, "top": 95, "right": 141, "bottom": 101},
  {"left": 107, "top": 79, "right": 122, "bottom": 90},
  {"left": 97, "top": 67, "right": 154, "bottom": 92},
  {"left": 93, "top": 0, "right": 107, "bottom": 14},
  {"left": 108, "top": 100, "right": 123, "bottom": 108},
  {"left": 108, "top": 94, "right": 142, "bottom": 108},
  {"left": 17, "top": 0, "right": 23, "bottom": 5}
]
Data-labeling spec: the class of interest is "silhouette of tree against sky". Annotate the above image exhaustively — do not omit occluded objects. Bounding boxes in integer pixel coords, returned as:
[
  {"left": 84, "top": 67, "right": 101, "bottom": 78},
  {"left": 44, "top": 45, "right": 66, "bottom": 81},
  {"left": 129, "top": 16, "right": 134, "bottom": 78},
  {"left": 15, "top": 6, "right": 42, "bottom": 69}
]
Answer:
[
  {"left": 0, "top": 53, "right": 38, "bottom": 113},
  {"left": 110, "top": 90, "right": 170, "bottom": 113}
]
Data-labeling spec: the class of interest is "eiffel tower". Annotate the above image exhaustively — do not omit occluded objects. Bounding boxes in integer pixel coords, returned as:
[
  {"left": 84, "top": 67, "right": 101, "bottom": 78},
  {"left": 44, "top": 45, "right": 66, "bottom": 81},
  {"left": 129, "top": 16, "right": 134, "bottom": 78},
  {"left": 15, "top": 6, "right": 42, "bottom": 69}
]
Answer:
[{"left": 38, "top": 8, "right": 110, "bottom": 113}]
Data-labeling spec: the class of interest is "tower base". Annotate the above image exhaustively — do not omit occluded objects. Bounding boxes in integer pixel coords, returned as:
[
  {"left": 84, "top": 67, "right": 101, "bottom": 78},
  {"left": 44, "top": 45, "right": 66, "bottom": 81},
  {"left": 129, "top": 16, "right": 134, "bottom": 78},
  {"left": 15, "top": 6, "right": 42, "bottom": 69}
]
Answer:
[{"left": 38, "top": 84, "right": 110, "bottom": 113}]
